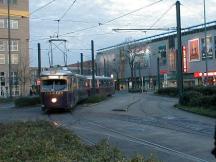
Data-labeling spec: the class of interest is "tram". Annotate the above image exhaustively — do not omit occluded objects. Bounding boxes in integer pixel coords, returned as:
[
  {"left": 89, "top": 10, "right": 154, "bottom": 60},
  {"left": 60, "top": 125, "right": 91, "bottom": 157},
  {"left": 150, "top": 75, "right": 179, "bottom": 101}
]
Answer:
[{"left": 40, "top": 67, "right": 114, "bottom": 112}]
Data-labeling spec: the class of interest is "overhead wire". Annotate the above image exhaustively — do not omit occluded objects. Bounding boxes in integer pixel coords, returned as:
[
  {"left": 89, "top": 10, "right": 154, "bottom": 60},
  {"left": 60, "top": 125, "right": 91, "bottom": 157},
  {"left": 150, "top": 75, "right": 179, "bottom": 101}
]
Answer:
[
  {"left": 59, "top": 0, "right": 163, "bottom": 37},
  {"left": 59, "top": 0, "right": 77, "bottom": 21},
  {"left": 30, "top": 0, "right": 56, "bottom": 15},
  {"left": 149, "top": 2, "right": 175, "bottom": 29}
]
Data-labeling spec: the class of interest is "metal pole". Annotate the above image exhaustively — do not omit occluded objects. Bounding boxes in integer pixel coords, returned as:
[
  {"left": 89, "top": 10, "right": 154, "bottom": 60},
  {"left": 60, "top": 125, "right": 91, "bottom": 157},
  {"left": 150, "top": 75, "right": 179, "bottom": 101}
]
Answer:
[
  {"left": 157, "top": 57, "right": 161, "bottom": 90},
  {"left": 91, "top": 40, "right": 96, "bottom": 95},
  {"left": 103, "top": 58, "right": 106, "bottom": 76},
  {"left": 80, "top": 53, "right": 83, "bottom": 75},
  {"left": 204, "top": 0, "right": 208, "bottom": 85},
  {"left": 176, "top": 1, "right": 183, "bottom": 102},
  {"left": 7, "top": 0, "right": 12, "bottom": 98},
  {"left": 50, "top": 43, "right": 53, "bottom": 67},
  {"left": 95, "top": 62, "right": 98, "bottom": 76},
  {"left": 37, "top": 43, "right": 41, "bottom": 78},
  {"left": 141, "top": 76, "right": 144, "bottom": 93}
]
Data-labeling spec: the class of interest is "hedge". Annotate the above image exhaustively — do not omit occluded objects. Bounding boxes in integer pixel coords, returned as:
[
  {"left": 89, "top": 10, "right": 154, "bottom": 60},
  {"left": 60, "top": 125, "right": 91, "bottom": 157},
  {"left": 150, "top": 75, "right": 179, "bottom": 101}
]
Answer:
[{"left": 14, "top": 96, "right": 41, "bottom": 107}]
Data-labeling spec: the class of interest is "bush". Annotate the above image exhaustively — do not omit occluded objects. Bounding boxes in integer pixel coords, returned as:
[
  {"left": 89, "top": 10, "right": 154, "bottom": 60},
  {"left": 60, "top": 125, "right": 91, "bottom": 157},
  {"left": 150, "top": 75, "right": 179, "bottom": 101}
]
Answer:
[
  {"left": 181, "top": 91, "right": 203, "bottom": 107},
  {"left": 181, "top": 91, "right": 216, "bottom": 110},
  {"left": 157, "top": 87, "right": 178, "bottom": 97},
  {"left": 193, "top": 86, "right": 216, "bottom": 96},
  {"left": 0, "top": 98, "right": 13, "bottom": 104},
  {"left": 14, "top": 96, "right": 41, "bottom": 107}
]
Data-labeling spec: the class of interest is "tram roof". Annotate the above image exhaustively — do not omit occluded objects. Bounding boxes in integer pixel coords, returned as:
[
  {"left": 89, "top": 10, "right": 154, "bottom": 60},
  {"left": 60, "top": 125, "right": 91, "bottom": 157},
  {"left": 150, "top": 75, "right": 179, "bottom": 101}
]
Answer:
[{"left": 40, "top": 68, "right": 74, "bottom": 76}]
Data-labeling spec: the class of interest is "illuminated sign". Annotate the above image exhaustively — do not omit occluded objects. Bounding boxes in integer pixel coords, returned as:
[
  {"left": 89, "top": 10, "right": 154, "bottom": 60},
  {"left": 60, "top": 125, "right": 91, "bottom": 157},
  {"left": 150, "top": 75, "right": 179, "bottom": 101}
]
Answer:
[
  {"left": 194, "top": 71, "right": 216, "bottom": 78},
  {"left": 201, "top": 36, "right": 213, "bottom": 59},
  {"left": 182, "top": 46, "right": 188, "bottom": 73},
  {"left": 160, "top": 70, "right": 168, "bottom": 74},
  {"left": 189, "top": 38, "right": 200, "bottom": 62}
]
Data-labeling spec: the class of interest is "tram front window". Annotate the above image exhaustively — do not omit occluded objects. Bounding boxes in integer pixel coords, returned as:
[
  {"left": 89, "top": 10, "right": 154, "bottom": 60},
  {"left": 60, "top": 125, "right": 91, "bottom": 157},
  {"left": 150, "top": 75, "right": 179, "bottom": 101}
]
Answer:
[{"left": 42, "top": 79, "right": 67, "bottom": 91}]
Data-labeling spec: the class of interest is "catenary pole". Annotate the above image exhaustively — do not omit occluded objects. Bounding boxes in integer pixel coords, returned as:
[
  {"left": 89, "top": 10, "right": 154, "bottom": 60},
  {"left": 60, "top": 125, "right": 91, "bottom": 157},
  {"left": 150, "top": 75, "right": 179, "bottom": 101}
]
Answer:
[
  {"left": 157, "top": 57, "right": 161, "bottom": 90},
  {"left": 204, "top": 0, "right": 208, "bottom": 85},
  {"left": 80, "top": 53, "right": 83, "bottom": 75},
  {"left": 176, "top": 1, "right": 183, "bottom": 103},
  {"left": 37, "top": 43, "right": 41, "bottom": 78},
  {"left": 91, "top": 40, "right": 96, "bottom": 95}
]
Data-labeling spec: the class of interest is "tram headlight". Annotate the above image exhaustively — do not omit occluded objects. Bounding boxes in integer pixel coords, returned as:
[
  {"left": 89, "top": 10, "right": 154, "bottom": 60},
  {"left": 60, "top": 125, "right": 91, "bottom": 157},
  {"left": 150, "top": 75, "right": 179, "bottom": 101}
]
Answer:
[{"left": 51, "top": 98, "right": 57, "bottom": 103}]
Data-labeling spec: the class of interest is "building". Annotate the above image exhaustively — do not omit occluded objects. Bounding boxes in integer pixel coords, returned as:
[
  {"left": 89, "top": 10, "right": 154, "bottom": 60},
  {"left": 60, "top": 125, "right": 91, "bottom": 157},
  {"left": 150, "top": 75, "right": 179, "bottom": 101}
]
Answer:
[
  {"left": 96, "top": 21, "right": 216, "bottom": 90},
  {"left": 0, "top": 0, "right": 29, "bottom": 97},
  {"left": 67, "top": 60, "right": 93, "bottom": 75}
]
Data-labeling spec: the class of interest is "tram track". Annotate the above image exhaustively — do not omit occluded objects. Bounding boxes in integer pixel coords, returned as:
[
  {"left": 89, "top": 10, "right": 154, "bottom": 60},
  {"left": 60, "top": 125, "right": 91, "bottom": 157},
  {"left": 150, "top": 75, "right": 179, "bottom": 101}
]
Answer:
[
  {"left": 47, "top": 113, "right": 209, "bottom": 162},
  {"left": 85, "top": 119, "right": 208, "bottom": 162}
]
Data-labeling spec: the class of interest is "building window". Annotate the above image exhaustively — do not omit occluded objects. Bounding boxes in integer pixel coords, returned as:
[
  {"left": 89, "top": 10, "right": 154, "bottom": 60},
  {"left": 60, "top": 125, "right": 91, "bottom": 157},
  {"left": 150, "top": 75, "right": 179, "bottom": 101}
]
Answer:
[
  {"left": 0, "top": 0, "right": 17, "bottom": 5},
  {"left": 11, "top": 54, "right": 18, "bottom": 64},
  {"left": 10, "top": 0, "right": 17, "bottom": 5},
  {"left": 10, "top": 20, "right": 18, "bottom": 29},
  {"left": 12, "top": 86, "right": 19, "bottom": 96},
  {"left": 11, "top": 72, "right": 18, "bottom": 85},
  {"left": 0, "top": 54, "right": 5, "bottom": 64},
  {"left": 0, "top": 19, "right": 4, "bottom": 28},
  {"left": 6, "top": 19, "right": 19, "bottom": 29},
  {"left": 0, "top": 40, "right": 6, "bottom": 51},
  {"left": 0, "top": 72, "right": 5, "bottom": 87},
  {"left": 10, "top": 40, "right": 18, "bottom": 51}
]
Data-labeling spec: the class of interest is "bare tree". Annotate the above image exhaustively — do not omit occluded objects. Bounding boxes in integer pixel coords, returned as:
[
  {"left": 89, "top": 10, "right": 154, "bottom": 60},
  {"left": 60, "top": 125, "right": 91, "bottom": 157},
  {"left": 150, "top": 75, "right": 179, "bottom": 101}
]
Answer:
[
  {"left": 123, "top": 39, "right": 147, "bottom": 81},
  {"left": 16, "top": 55, "right": 30, "bottom": 96}
]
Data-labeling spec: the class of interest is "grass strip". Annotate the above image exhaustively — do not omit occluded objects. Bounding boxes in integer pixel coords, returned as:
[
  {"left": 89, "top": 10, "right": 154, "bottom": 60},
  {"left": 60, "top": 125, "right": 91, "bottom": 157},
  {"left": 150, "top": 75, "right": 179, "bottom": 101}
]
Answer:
[
  {"left": 80, "top": 95, "right": 107, "bottom": 104},
  {"left": 175, "top": 104, "right": 216, "bottom": 118},
  {"left": 0, "top": 121, "right": 158, "bottom": 162}
]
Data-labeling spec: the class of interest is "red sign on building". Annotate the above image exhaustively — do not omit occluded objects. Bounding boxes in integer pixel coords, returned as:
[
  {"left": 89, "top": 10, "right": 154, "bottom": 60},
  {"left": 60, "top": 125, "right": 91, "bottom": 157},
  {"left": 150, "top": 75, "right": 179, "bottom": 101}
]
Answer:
[{"left": 182, "top": 46, "right": 188, "bottom": 73}]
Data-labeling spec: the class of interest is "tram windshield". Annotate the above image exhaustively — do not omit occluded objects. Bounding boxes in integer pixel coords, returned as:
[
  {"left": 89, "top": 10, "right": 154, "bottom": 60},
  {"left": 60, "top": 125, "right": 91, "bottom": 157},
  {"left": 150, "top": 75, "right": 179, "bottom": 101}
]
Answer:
[{"left": 42, "top": 79, "right": 67, "bottom": 91}]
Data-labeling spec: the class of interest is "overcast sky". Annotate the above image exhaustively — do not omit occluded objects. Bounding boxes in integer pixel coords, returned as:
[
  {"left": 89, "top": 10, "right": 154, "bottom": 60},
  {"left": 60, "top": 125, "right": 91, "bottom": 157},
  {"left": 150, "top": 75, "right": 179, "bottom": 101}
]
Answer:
[{"left": 29, "top": 0, "right": 216, "bottom": 67}]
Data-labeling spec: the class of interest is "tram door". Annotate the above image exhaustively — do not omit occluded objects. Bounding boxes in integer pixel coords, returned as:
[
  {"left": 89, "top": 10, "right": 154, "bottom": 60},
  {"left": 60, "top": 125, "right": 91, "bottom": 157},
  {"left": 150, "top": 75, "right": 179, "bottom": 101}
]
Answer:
[{"left": 0, "top": 72, "right": 5, "bottom": 97}]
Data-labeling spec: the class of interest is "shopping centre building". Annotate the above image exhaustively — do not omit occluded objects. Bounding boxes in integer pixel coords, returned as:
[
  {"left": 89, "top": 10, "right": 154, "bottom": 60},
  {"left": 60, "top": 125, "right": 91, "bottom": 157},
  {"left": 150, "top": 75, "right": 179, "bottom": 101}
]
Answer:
[{"left": 96, "top": 21, "right": 216, "bottom": 90}]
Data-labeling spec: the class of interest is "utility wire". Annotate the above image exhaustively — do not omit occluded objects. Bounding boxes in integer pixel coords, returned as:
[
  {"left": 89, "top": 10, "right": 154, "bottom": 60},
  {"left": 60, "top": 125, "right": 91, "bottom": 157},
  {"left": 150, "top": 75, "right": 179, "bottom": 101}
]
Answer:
[
  {"left": 59, "top": 0, "right": 77, "bottom": 20},
  {"left": 30, "top": 0, "right": 56, "bottom": 15},
  {"left": 102, "top": 0, "right": 163, "bottom": 25},
  {"left": 59, "top": 0, "right": 163, "bottom": 36},
  {"left": 149, "top": 3, "right": 175, "bottom": 29}
]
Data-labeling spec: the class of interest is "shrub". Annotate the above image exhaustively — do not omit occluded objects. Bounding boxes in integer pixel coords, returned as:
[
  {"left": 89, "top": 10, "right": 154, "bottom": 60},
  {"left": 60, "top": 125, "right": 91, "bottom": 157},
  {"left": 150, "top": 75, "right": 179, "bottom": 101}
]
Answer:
[
  {"left": 14, "top": 96, "right": 41, "bottom": 107},
  {"left": 0, "top": 98, "right": 13, "bottom": 104},
  {"left": 157, "top": 87, "right": 178, "bottom": 97},
  {"left": 181, "top": 91, "right": 203, "bottom": 107}
]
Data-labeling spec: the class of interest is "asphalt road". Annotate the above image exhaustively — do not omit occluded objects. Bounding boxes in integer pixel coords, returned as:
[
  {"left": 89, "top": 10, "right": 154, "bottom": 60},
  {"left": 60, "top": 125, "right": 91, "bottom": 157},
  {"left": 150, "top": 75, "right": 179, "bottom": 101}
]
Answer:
[{"left": 0, "top": 92, "right": 215, "bottom": 162}]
